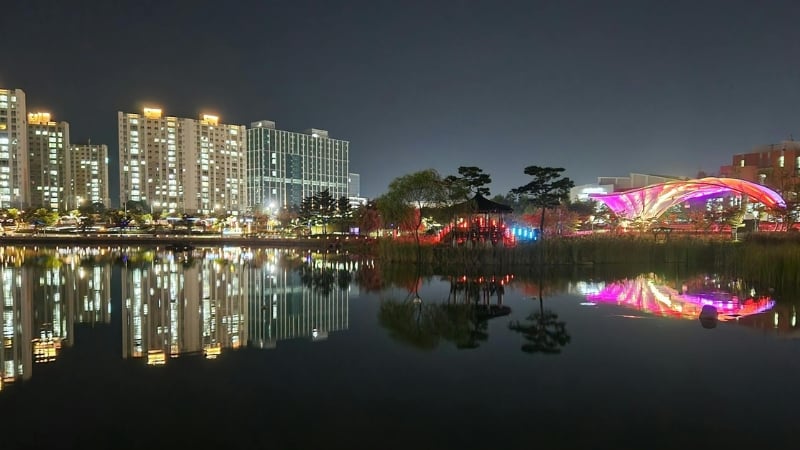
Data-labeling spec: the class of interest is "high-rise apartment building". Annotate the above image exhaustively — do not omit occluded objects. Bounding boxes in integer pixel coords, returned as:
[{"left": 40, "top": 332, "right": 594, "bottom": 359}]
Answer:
[
  {"left": 0, "top": 88, "right": 28, "bottom": 208},
  {"left": 118, "top": 108, "right": 247, "bottom": 215},
  {"left": 27, "top": 112, "right": 70, "bottom": 211},
  {"left": 246, "top": 120, "right": 349, "bottom": 212},
  {"left": 69, "top": 142, "right": 109, "bottom": 208}
]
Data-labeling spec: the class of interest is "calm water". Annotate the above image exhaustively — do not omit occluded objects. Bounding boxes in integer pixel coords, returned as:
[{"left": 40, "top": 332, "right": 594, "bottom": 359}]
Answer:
[{"left": 0, "top": 245, "right": 798, "bottom": 449}]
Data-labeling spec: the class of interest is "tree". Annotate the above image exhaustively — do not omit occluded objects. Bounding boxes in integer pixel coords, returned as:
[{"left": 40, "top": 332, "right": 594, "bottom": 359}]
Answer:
[
  {"left": 30, "top": 208, "right": 59, "bottom": 231},
  {"left": 375, "top": 193, "right": 414, "bottom": 237},
  {"left": 336, "top": 196, "right": 353, "bottom": 232},
  {"left": 5, "top": 208, "right": 21, "bottom": 231},
  {"left": 298, "top": 194, "right": 317, "bottom": 233},
  {"left": 276, "top": 207, "right": 296, "bottom": 232},
  {"left": 512, "top": 166, "right": 574, "bottom": 240},
  {"left": 385, "top": 169, "right": 447, "bottom": 247},
  {"left": 315, "top": 189, "right": 336, "bottom": 234},
  {"left": 508, "top": 281, "right": 570, "bottom": 354},
  {"left": 444, "top": 166, "right": 492, "bottom": 201},
  {"left": 354, "top": 200, "right": 382, "bottom": 236}
]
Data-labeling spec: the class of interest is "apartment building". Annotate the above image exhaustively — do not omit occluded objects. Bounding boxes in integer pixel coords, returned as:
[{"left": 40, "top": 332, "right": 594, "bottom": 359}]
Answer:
[
  {"left": 69, "top": 142, "right": 109, "bottom": 208},
  {"left": 27, "top": 112, "right": 70, "bottom": 211},
  {"left": 0, "top": 88, "right": 28, "bottom": 208},
  {"left": 118, "top": 108, "right": 247, "bottom": 215}
]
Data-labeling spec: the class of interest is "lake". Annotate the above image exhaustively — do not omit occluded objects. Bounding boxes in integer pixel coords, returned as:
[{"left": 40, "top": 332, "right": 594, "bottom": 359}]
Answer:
[{"left": 0, "top": 245, "right": 797, "bottom": 449}]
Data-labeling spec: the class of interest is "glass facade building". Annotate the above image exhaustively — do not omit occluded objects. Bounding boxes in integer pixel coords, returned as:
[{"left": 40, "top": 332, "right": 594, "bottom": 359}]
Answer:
[{"left": 246, "top": 120, "right": 349, "bottom": 212}]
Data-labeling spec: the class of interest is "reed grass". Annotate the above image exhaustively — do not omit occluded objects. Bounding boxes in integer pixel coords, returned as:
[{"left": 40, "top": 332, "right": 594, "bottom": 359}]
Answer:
[{"left": 375, "top": 233, "right": 800, "bottom": 291}]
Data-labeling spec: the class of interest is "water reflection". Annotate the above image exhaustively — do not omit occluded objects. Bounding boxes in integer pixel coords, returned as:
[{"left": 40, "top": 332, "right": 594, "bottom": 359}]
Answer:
[
  {"left": 1, "top": 246, "right": 113, "bottom": 390},
  {"left": 509, "top": 279, "right": 571, "bottom": 354},
  {"left": 578, "top": 273, "right": 776, "bottom": 322},
  {"left": 0, "top": 246, "right": 357, "bottom": 390},
  {"left": 378, "top": 274, "right": 512, "bottom": 350}
]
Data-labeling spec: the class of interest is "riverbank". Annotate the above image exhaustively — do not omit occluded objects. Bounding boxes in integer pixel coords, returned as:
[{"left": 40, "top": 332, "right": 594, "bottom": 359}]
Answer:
[
  {"left": 375, "top": 233, "right": 800, "bottom": 292},
  {"left": 0, "top": 232, "right": 375, "bottom": 253}
]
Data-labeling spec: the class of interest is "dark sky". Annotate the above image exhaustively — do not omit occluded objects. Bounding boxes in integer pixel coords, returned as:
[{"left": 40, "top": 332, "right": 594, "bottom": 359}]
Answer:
[{"left": 3, "top": 0, "right": 800, "bottom": 203}]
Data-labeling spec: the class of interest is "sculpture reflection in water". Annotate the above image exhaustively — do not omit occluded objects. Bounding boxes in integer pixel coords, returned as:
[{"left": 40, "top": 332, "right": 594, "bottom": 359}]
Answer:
[
  {"left": 378, "top": 273, "right": 512, "bottom": 350},
  {"left": 508, "top": 278, "right": 571, "bottom": 355},
  {"left": 582, "top": 273, "right": 776, "bottom": 323}
]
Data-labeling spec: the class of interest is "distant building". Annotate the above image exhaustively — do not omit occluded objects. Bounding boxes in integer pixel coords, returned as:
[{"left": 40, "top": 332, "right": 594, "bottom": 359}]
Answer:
[
  {"left": 246, "top": 120, "right": 350, "bottom": 212},
  {"left": 69, "top": 142, "right": 109, "bottom": 208},
  {"left": 348, "top": 172, "right": 360, "bottom": 197},
  {"left": 596, "top": 173, "right": 686, "bottom": 192},
  {"left": 0, "top": 88, "right": 28, "bottom": 208},
  {"left": 348, "top": 172, "right": 367, "bottom": 208},
  {"left": 118, "top": 108, "right": 247, "bottom": 215},
  {"left": 720, "top": 140, "right": 800, "bottom": 198},
  {"left": 570, "top": 183, "right": 613, "bottom": 202},
  {"left": 27, "top": 112, "right": 70, "bottom": 211}
]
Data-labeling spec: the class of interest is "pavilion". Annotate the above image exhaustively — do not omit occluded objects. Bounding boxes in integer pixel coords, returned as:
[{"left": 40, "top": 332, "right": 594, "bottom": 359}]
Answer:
[{"left": 438, "top": 193, "right": 514, "bottom": 247}]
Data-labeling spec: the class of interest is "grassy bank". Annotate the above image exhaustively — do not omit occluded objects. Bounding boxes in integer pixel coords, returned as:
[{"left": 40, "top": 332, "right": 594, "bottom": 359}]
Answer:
[{"left": 376, "top": 233, "right": 800, "bottom": 292}]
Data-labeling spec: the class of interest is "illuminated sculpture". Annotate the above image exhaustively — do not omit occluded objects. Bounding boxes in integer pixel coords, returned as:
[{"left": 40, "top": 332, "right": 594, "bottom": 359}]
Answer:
[{"left": 589, "top": 177, "right": 786, "bottom": 221}]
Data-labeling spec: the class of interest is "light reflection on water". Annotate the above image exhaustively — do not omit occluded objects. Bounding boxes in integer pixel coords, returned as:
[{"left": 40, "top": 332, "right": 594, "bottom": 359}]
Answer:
[
  {"left": 1, "top": 245, "right": 800, "bottom": 448},
  {"left": 579, "top": 273, "right": 776, "bottom": 321}
]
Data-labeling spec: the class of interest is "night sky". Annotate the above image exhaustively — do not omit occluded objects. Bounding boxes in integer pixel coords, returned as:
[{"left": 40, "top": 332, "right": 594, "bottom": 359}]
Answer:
[{"left": 2, "top": 0, "right": 800, "bottom": 204}]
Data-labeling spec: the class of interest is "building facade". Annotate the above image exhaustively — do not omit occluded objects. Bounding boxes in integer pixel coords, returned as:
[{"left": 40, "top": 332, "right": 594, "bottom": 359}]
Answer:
[
  {"left": 246, "top": 120, "right": 349, "bottom": 212},
  {"left": 720, "top": 140, "right": 800, "bottom": 199},
  {"left": 596, "top": 173, "right": 686, "bottom": 192},
  {"left": 27, "top": 112, "right": 70, "bottom": 211},
  {"left": 0, "top": 88, "right": 28, "bottom": 208},
  {"left": 69, "top": 142, "right": 110, "bottom": 208},
  {"left": 118, "top": 108, "right": 247, "bottom": 215},
  {"left": 347, "top": 172, "right": 367, "bottom": 208}
]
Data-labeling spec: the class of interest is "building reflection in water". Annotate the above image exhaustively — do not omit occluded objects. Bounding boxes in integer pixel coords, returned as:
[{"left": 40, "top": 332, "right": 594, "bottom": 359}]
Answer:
[
  {"left": 1, "top": 245, "right": 355, "bottom": 388},
  {"left": 120, "top": 248, "right": 351, "bottom": 364},
  {"left": 248, "top": 251, "right": 350, "bottom": 350},
  {"left": 1, "top": 246, "right": 112, "bottom": 390},
  {"left": 573, "top": 273, "right": 776, "bottom": 321}
]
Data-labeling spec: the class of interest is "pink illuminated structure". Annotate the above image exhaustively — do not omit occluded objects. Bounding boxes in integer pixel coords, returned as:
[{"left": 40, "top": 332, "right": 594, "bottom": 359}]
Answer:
[
  {"left": 589, "top": 177, "right": 786, "bottom": 221},
  {"left": 585, "top": 274, "right": 775, "bottom": 321}
]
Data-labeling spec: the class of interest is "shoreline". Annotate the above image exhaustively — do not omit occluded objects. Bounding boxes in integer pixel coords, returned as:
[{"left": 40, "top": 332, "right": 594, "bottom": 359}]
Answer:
[{"left": 0, "top": 232, "right": 374, "bottom": 250}]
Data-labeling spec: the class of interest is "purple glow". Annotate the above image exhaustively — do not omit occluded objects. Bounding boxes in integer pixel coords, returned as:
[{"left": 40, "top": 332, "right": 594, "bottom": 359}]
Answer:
[
  {"left": 586, "top": 275, "right": 775, "bottom": 321},
  {"left": 589, "top": 177, "right": 787, "bottom": 221}
]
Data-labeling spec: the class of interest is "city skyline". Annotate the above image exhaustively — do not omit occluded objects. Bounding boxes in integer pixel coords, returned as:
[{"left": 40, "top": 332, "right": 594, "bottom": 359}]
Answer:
[{"left": 3, "top": 1, "right": 800, "bottom": 202}]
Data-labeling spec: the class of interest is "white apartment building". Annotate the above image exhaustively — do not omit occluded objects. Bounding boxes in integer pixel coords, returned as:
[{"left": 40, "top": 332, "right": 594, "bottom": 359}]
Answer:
[
  {"left": 69, "top": 142, "right": 109, "bottom": 208},
  {"left": 118, "top": 108, "right": 247, "bottom": 215},
  {"left": 246, "top": 120, "right": 350, "bottom": 212},
  {"left": 27, "top": 112, "right": 70, "bottom": 211},
  {"left": 0, "top": 88, "right": 28, "bottom": 208}
]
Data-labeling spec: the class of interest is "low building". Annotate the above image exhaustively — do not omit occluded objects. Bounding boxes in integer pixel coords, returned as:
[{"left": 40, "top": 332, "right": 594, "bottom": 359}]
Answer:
[{"left": 720, "top": 140, "right": 800, "bottom": 199}]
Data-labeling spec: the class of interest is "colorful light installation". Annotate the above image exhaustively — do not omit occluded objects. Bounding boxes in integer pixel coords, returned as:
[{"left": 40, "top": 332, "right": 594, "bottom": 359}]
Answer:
[
  {"left": 589, "top": 177, "right": 787, "bottom": 221},
  {"left": 585, "top": 274, "right": 775, "bottom": 321}
]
